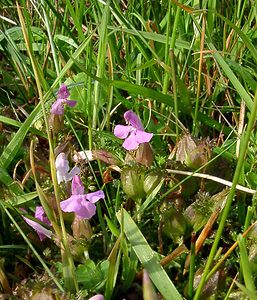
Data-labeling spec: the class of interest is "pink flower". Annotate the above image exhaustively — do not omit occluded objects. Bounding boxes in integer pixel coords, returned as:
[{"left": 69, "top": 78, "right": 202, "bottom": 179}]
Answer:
[
  {"left": 60, "top": 175, "right": 104, "bottom": 219},
  {"left": 114, "top": 110, "right": 153, "bottom": 151},
  {"left": 50, "top": 84, "right": 77, "bottom": 115},
  {"left": 23, "top": 206, "right": 52, "bottom": 241},
  {"left": 89, "top": 295, "right": 104, "bottom": 300},
  {"left": 55, "top": 152, "right": 80, "bottom": 184}
]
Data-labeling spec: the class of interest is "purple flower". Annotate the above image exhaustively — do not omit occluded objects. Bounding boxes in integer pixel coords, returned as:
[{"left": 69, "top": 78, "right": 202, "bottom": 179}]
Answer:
[
  {"left": 23, "top": 206, "right": 52, "bottom": 241},
  {"left": 51, "top": 84, "right": 77, "bottom": 115},
  {"left": 114, "top": 110, "right": 153, "bottom": 151},
  {"left": 35, "top": 206, "right": 51, "bottom": 226},
  {"left": 60, "top": 175, "right": 105, "bottom": 219},
  {"left": 55, "top": 152, "right": 80, "bottom": 184},
  {"left": 89, "top": 295, "right": 104, "bottom": 300}
]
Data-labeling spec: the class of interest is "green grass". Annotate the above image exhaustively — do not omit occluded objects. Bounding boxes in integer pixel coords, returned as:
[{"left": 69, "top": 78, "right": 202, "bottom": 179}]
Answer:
[{"left": 0, "top": 0, "right": 257, "bottom": 299}]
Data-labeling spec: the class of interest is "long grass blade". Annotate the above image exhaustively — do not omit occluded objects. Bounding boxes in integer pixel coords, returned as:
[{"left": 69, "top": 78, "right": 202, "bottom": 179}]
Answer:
[{"left": 116, "top": 208, "right": 183, "bottom": 300}]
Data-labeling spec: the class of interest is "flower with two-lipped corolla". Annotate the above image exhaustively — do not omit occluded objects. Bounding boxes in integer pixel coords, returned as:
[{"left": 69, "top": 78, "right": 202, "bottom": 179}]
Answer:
[
  {"left": 55, "top": 152, "right": 80, "bottom": 184},
  {"left": 23, "top": 206, "right": 52, "bottom": 241},
  {"left": 51, "top": 84, "right": 77, "bottom": 115},
  {"left": 114, "top": 110, "right": 153, "bottom": 151},
  {"left": 60, "top": 175, "right": 105, "bottom": 219}
]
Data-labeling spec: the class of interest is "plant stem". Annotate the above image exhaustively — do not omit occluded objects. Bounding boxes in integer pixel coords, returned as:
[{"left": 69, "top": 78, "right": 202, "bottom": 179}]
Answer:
[
  {"left": 188, "top": 232, "right": 196, "bottom": 299},
  {"left": 16, "top": 3, "right": 78, "bottom": 292}
]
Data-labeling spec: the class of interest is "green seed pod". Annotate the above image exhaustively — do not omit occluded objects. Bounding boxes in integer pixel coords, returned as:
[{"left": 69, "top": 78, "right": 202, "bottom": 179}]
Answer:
[
  {"left": 121, "top": 165, "right": 146, "bottom": 201},
  {"left": 184, "top": 143, "right": 209, "bottom": 169},
  {"left": 144, "top": 171, "right": 162, "bottom": 195},
  {"left": 162, "top": 207, "right": 188, "bottom": 243},
  {"left": 175, "top": 134, "right": 210, "bottom": 169}
]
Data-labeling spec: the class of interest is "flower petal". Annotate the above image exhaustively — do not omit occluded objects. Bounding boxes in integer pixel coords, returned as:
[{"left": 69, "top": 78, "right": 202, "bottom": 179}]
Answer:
[
  {"left": 65, "top": 100, "right": 77, "bottom": 107},
  {"left": 35, "top": 206, "right": 51, "bottom": 226},
  {"left": 55, "top": 153, "right": 70, "bottom": 183},
  {"left": 86, "top": 190, "right": 105, "bottom": 203},
  {"left": 135, "top": 130, "right": 153, "bottom": 143},
  {"left": 23, "top": 217, "right": 52, "bottom": 241},
  {"left": 122, "top": 132, "right": 140, "bottom": 150},
  {"left": 124, "top": 110, "right": 144, "bottom": 131},
  {"left": 114, "top": 125, "right": 133, "bottom": 139},
  {"left": 57, "top": 84, "right": 70, "bottom": 99},
  {"left": 51, "top": 99, "right": 64, "bottom": 115},
  {"left": 34, "top": 206, "right": 44, "bottom": 221},
  {"left": 66, "top": 166, "right": 81, "bottom": 182},
  {"left": 55, "top": 153, "right": 69, "bottom": 171},
  {"left": 60, "top": 195, "right": 83, "bottom": 213},
  {"left": 71, "top": 175, "right": 84, "bottom": 195},
  {"left": 78, "top": 200, "right": 96, "bottom": 219}
]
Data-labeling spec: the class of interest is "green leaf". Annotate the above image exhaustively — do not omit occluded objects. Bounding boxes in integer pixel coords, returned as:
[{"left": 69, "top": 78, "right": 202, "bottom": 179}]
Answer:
[
  {"left": 76, "top": 260, "right": 109, "bottom": 290},
  {"left": 7, "top": 191, "right": 38, "bottom": 206},
  {"left": 54, "top": 34, "right": 78, "bottom": 48},
  {"left": 0, "top": 103, "right": 42, "bottom": 169},
  {"left": 116, "top": 208, "right": 182, "bottom": 300}
]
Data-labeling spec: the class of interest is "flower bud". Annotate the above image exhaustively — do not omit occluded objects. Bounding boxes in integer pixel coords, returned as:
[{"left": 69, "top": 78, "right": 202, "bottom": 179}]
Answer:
[
  {"left": 135, "top": 143, "right": 154, "bottom": 167},
  {"left": 121, "top": 165, "right": 146, "bottom": 201},
  {"left": 92, "top": 149, "right": 121, "bottom": 165},
  {"left": 125, "top": 143, "right": 153, "bottom": 167},
  {"left": 49, "top": 114, "right": 64, "bottom": 134}
]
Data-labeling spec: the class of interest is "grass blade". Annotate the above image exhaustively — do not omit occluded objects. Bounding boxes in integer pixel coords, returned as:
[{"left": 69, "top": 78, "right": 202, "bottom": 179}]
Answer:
[
  {"left": 116, "top": 208, "right": 182, "bottom": 300},
  {"left": 238, "top": 234, "right": 256, "bottom": 294}
]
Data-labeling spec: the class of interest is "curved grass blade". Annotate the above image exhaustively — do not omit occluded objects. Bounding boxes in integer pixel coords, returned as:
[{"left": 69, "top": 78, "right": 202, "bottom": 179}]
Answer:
[
  {"left": 216, "top": 13, "right": 257, "bottom": 63},
  {"left": 234, "top": 281, "right": 257, "bottom": 300},
  {"left": 108, "top": 26, "right": 194, "bottom": 50},
  {"left": 105, "top": 236, "right": 121, "bottom": 300},
  {"left": 0, "top": 116, "right": 46, "bottom": 138},
  {"left": 191, "top": 15, "right": 253, "bottom": 112},
  {"left": 0, "top": 102, "right": 42, "bottom": 169},
  {"left": 0, "top": 167, "right": 24, "bottom": 195},
  {"left": 116, "top": 208, "right": 182, "bottom": 300}
]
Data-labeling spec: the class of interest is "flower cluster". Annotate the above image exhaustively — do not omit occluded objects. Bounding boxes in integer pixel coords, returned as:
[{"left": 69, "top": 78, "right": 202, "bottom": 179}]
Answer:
[
  {"left": 114, "top": 110, "right": 153, "bottom": 151},
  {"left": 26, "top": 87, "right": 151, "bottom": 246},
  {"left": 24, "top": 84, "right": 105, "bottom": 240}
]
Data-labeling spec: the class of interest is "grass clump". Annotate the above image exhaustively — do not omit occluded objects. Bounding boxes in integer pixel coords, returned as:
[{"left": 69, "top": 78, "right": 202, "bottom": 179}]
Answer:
[{"left": 0, "top": 1, "right": 257, "bottom": 299}]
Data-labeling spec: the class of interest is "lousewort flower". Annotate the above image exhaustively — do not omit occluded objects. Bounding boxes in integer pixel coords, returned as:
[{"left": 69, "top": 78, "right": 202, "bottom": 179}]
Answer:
[
  {"left": 23, "top": 206, "right": 52, "bottom": 241},
  {"left": 114, "top": 110, "right": 153, "bottom": 151},
  {"left": 60, "top": 175, "right": 104, "bottom": 219},
  {"left": 51, "top": 84, "right": 77, "bottom": 115},
  {"left": 55, "top": 152, "right": 80, "bottom": 184},
  {"left": 89, "top": 295, "right": 104, "bottom": 300}
]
